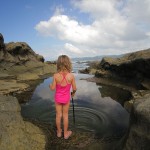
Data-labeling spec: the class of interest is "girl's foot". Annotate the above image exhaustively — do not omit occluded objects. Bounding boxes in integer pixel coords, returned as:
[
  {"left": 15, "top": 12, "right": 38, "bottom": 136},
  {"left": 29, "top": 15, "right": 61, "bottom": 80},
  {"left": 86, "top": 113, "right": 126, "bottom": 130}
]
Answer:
[
  {"left": 64, "top": 131, "right": 72, "bottom": 139},
  {"left": 57, "top": 129, "right": 62, "bottom": 138}
]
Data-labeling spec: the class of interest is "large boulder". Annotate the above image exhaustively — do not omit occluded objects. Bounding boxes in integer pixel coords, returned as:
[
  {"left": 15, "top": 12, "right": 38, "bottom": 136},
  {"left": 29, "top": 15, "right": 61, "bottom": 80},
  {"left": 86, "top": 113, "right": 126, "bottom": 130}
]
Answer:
[
  {"left": 0, "top": 33, "right": 6, "bottom": 63},
  {"left": 0, "top": 34, "right": 56, "bottom": 96},
  {"left": 0, "top": 95, "right": 46, "bottom": 150},
  {"left": 100, "top": 49, "right": 150, "bottom": 80},
  {"left": 95, "top": 49, "right": 150, "bottom": 90},
  {"left": 0, "top": 34, "right": 56, "bottom": 82},
  {"left": 0, "top": 33, "right": 45, "bottom": 68},
  {"left": 124, "top": 92, "right": 150, "bottom": 150},
  {"left": 4, "top": 42, "right": 44, "bottom": 64}
]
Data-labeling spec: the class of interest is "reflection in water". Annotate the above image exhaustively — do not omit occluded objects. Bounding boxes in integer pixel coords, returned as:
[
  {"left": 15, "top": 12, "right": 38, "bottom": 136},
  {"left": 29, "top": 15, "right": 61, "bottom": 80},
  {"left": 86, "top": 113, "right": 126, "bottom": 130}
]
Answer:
[
  {"left": 98, "top": 84, "right": 132, "bottom": 106},
  {"left": 21, "top": 73, "right": 130, "bottom": 148}
]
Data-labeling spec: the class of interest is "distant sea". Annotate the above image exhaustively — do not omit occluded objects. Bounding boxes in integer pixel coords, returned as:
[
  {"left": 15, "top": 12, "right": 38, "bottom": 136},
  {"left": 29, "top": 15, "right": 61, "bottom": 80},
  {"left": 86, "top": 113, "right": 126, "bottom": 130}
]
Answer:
[
  {"left": 71, "top": 54, "right": 123, "bottom": 74},
  {"left": 71, "top": 54, "right": 123, "bottom": 62},
  {"left": 72, "top": 61, "right": 89, "bottom": 73}
]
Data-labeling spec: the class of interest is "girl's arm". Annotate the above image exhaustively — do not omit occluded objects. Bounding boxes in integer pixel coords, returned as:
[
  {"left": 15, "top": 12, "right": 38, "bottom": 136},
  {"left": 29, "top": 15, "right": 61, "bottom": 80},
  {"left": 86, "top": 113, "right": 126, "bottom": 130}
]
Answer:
[
  {"left": 49, "top": 74, "right": 56, "bottom": 90},
  {"left": 71, "top": 74, "right": 77, "bottom": 97}
]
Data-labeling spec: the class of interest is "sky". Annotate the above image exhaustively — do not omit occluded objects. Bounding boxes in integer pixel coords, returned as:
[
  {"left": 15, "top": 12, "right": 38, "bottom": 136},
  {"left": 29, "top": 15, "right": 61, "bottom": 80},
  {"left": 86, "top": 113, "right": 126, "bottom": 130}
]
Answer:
[{"left": 0, "top": 0, "right": 150, "bottom": 60}]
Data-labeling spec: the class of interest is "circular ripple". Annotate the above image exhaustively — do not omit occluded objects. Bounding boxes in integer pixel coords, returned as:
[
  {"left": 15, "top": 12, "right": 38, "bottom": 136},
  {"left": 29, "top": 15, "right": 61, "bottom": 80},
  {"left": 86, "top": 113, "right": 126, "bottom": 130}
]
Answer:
[{"left": 69, "top": 106, "right": 109, "bottom": 134}]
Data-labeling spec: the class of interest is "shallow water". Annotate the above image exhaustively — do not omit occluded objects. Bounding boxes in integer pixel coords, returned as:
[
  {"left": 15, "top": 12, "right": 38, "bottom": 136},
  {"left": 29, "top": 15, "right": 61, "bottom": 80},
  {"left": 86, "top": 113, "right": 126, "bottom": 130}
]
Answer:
[{"left": 21, "top": 73, "right": 130, "bottom": 141}]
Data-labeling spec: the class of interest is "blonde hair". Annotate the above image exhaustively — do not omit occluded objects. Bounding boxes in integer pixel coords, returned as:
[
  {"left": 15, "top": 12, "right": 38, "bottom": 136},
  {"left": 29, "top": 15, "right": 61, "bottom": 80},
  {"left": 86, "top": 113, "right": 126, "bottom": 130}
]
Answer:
[{"left": 57, "top": 55, "right": 72, "bottom": 72}]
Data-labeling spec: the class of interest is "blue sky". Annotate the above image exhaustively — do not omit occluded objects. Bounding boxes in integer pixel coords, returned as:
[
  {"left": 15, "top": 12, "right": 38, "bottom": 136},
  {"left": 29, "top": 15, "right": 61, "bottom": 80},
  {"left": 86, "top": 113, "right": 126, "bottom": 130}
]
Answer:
[{"left": 1, "top": 0, "right": 150, "bottom": 60}]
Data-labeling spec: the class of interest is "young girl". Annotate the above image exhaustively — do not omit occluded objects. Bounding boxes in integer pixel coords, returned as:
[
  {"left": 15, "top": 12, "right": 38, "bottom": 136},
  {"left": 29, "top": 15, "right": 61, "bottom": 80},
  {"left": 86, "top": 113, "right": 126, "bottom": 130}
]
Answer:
[{"left": 49, "top": 55, "right": 77, "bottom": 139}]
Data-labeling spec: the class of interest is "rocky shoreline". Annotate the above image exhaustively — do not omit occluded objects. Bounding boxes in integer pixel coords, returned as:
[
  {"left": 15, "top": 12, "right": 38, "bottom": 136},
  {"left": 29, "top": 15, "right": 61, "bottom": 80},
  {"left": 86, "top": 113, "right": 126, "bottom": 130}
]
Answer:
[
  {"left": 0, "top": 33, "right": 56, "bottom": 150},
  {"left": 80, "top": 49, "right": 150, "bottom": 150}
]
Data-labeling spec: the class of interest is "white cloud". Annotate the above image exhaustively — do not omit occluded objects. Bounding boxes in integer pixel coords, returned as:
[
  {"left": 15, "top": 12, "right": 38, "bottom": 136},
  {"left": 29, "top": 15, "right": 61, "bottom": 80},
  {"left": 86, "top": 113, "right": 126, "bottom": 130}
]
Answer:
[
  {"left": 72, "top": 0, "right": 118, "bottom": 19},
  {"left": 123, "top": 0, "right": 150, "bottom": 24},
  {"left": 35, "top": 14, "right": 98, "bottom": 45},
  {"left": 35, "top": 0, "right": 150, "bottom": 58},
  {"left": 64, "top": 43, "right": 82, "bottom": 54}
]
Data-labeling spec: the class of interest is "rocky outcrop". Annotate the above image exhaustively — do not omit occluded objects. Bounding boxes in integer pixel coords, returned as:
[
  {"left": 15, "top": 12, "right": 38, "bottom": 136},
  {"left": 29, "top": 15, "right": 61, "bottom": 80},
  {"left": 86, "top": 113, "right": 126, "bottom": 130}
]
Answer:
[
  {"left": 96, "top": 49, "right": 150, "bottom": 89},
  {"left": 4, "top": 42, "right": 44, "bottom": 63},
  {"left": 0, "top": 33, "right": 56, "bottom": 78},
  {"left": 0, "top": 95, "right": 46, "bottom": 150},
  {"left": 0, "top": 33, "right": 5, "bottom": 49},
  {"left": 0, "top": 34, "right": 56, "bottom": 149},
  {"left": 0, "top": 33, "right": 56, "bottom": 95},
  {"left": 86, "top": 49, "right": 150, "bottom": 150},
  {"left": 124, "top": 92, "right": 150, "bottom": 150},
  {"left": 0, "top": 41, "right": 55, "bottom": 79},
  {"left": 79, "top": 61, "right": 99, "bottom": 74}
]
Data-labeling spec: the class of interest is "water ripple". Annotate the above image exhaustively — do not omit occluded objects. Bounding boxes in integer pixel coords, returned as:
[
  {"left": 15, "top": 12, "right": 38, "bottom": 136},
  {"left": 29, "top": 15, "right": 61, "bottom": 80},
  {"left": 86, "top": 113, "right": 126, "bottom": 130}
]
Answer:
[{"left": 69, "top": 106, "right": 109, "bottom": 133}]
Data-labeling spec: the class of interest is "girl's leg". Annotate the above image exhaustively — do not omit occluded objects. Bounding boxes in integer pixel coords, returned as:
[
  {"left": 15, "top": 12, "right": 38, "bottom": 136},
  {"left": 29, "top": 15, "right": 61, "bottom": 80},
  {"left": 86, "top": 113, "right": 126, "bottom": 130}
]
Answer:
[
  {"left": 62, "top": 101, "right": 71, "bottom": 137},
  {"left": 55, "top": 102, "right": 62, "bottom": 134}
]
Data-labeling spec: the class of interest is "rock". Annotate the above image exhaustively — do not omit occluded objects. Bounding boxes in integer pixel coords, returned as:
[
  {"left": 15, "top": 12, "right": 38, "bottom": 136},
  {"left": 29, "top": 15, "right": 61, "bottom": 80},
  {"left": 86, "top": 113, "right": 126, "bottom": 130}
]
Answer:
[
  {"left": 78, "top": 61, "right": 100, "bottom": 74},
  {"left": 124, "top": 100, "right": 134, "bottom": 113},
  {"left": 84, "top": 49, "right": 150, "bottom": 150},
  {"left": 0, "top": 95, "right": 46, "bottom": 150},
  {"left": 0, "top": 33, "right": 6, "bottom": 62},
  {"left": 95, "top": 69, "right": 113, "bottom": 78},
  {"left": 0, "top": 34, "right": 56, "bottom": 75},
  {"left": 0, "top": 34, "right": 53, "bottom": 150},
  {"left": 124, "top": 93, "right": 150, "bottom": 150},
  {"left": 46, "top": 61, "right": 56, "bottom": 65},
  {"left": 0, "top": 33, "right": 56, "bottom": 95},
  {"left": 0, "top": 80, "right": 29, "bottom": 95},
  {"left": 17, "top": 73, "right": 40, "bottom": 81},
  {"left": 141, "top": 78, "right": 150, "bottom": 90},
  {"left": 5, "top": 42, "right": 40, "bottom": 63},
  {"left": 99, "top": 49, "right": 150, "bottom": 80},
  {"left": 93, "top": 49, "right": 150, "bottom": 90},
  {"left": 79, "top": 68, "right": 90, "bottom": 74},
  {"left": 0, "top": 33, "right": 5, "bottom": 49},
  {"left": 36, "top": 54, "right": 45, "bottom": 62},
  {"left": 0, "top": 73, "right": 16, "bottom": 79}
]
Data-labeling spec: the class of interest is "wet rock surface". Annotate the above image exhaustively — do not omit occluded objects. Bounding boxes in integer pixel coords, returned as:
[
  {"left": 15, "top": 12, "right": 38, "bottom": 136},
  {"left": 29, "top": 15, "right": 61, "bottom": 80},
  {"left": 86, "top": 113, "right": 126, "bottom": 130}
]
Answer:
[{"left": 0, "top": 95, "right": 46, "bottom": 150}]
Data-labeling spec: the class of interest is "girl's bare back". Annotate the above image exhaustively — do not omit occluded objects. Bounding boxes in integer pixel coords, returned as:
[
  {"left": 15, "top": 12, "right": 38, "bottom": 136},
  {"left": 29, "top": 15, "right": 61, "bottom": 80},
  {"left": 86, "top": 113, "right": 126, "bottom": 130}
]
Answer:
[{"left": 55, "top": 72, "right": 74, "bottom": 86}]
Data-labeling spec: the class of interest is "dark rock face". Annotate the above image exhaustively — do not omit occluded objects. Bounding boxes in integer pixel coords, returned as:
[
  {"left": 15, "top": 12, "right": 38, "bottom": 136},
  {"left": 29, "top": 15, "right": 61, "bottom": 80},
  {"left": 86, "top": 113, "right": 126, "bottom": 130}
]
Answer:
[
  {"left": 94, "top": 49, "right": 150, "bottom": 91},
  {"left": 0, "top": 33, "right": 6, "bottom": 63},
  {"left": 0, "top": 33, "right": 45, "bottom": 67},
  {"left": 79, "top": 68, "right": 90, "bottom": 74},
  {"left": 0, "top": 33, "right": 55, "bottom": 76},
  {"left": 4, "top": 42, "right": 44, "bottom": 64},
  {"left": 100, "top": 49, "right": 150, "bottom": 80},
  {"left": 0, "top": 33, "right": 5, "bottom": 49}
]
